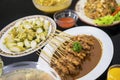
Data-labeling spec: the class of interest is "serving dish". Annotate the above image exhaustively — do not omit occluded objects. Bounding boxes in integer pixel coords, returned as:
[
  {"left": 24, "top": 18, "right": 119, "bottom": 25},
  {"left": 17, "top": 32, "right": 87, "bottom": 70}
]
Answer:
[
  {"left": 0, "top": 15, "right": 56, "bottom": 57},
  {"left": 32, "top": 0, "right": 72, "bottom": 13},
  {"left": 75, "top": 0, "right": 120, "bottom": 27},
  {"left": 54, "top": 9, "right": 78, "bottom": 28},
  {"left": 1, "top": 61, "right": 61, "bottom": 80},
  {"left": 107, "top": 64, "right": 120, "bottom": 80},
  {"left": 38, "top": 26, "right": 114, "bottom": 80}
]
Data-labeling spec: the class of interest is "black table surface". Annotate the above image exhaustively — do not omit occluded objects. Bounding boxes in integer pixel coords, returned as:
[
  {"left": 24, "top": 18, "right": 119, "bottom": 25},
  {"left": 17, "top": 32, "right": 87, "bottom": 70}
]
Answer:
[{"left": 0, "top": 0, "right": 120, "bottom": 80}]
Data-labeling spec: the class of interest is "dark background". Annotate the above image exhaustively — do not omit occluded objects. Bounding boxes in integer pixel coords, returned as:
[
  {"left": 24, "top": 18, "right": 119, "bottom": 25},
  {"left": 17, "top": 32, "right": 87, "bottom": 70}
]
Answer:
[{"left": 0, "top": 0, "right": 120, "bottom": 80}]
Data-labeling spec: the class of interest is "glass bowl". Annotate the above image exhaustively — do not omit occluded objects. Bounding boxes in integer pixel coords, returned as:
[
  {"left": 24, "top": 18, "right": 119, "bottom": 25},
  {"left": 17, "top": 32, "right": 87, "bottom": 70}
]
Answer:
[
  {"left": 32, "top": 0, "right": 72, "bottom": 13},
  {"left": 54, "top": 9, "right": 78, "bottom": 28},
  {"left": 0, "top": 61, "right": 61, "bottom": 80},
  {"left": 107, "top": 64, "right": 120, "bottom": 80}
]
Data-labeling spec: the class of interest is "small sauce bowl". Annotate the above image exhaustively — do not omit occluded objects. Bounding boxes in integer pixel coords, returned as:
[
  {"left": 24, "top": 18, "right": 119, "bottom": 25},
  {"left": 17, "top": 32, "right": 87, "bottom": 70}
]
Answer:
[
  {"left": 54, "top": 9, "right": 78, "bottom": 28},
  {"left": 107, "top": 64, "right": 120, "bottom": 80}
]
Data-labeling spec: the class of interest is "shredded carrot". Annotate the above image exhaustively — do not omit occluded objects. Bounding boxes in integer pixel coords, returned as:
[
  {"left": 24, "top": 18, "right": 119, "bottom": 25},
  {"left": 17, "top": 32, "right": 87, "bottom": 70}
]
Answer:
[{"left": 112, "top": 6, "right": 120, "bottom": 16}]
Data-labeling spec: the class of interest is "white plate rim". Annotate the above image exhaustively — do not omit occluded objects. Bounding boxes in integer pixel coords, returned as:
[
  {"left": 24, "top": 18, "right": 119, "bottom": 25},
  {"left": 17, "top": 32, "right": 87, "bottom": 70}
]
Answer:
[
  {"left": 38, "top": 26, "right": 114, "bottom": 80},
  {"left": 75, "top": 0, "right": 120, "bottom": 27}
]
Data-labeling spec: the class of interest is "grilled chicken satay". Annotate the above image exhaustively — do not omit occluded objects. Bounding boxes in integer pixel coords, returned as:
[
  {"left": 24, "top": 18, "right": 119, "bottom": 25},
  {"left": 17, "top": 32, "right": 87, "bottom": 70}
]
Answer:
[
  {"left": 60, "top": 48, "right": 82, "bottom": 66},
  {"left": 61, "top": 58, "right": 78, "bottom": 75},
  {"left": 72, "top": 35, "right": 94, "bottom": 45},
  {"left": 58, "top": 55, "right": 80, "bottom": 75},
  {"left": 66, "top": 47, "right": 86, "bottom": 60},
  {"left": 66, "top": 62, "right": 80, "bottom": 75},
  {"left": 51, "top": 59, "right": 69, "bottom": 74},
  {"left": 50, "top": 35, "right": 97, "bottom": 80},
  {"left": 65, "top": 53, "right": 81, "bottom": 66}
]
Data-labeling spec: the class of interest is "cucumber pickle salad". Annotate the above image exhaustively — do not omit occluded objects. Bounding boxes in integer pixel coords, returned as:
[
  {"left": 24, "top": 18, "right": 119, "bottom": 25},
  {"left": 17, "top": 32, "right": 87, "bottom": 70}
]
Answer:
[{"left": 3, "top": 17, "right": 50, "bottom": 52}]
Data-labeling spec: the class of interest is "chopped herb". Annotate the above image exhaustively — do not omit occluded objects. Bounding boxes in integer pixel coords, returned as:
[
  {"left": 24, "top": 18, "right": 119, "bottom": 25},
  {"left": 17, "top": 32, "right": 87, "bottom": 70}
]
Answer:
[
  {"left": 72, "top": 41, "right": 82, "bottom": 53},
  {"left": 111, "top": 7, "right": 115, "bottom": 13}
]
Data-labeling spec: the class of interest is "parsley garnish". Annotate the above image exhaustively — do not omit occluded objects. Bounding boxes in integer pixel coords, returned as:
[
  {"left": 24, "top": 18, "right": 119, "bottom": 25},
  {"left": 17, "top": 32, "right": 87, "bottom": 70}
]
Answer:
[{"left": 72, "top": 42, "right": 82, "bottom": 53}]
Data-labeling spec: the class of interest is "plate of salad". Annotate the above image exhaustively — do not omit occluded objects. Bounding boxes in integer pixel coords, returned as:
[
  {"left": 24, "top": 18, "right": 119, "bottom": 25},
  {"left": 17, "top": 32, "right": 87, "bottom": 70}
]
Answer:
[
  {"left": 0, "top": 15, "right": 56, "bottom": 57},
  {"left": 75, "top": 0, "right": 120, "bottom": 27}
]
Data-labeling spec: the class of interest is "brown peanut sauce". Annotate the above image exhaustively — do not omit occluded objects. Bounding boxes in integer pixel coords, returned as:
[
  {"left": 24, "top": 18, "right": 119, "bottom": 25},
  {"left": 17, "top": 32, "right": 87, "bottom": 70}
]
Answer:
[{"left": 75, "top": 37, "right": 102, "bottom": 79}]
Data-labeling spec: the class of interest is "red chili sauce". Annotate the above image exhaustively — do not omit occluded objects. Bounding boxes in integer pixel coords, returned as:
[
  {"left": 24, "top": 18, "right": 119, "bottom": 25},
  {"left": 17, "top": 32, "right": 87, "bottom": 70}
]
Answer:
[{"left": 57, "top": 17, "right": 76, "bottom": 28}]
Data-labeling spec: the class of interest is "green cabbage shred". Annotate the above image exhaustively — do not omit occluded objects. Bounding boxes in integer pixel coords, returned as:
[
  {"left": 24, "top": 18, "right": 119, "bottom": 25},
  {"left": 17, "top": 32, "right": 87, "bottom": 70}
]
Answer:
[{"left": 94, "top": 11, "right": 120, "bottom": 26}]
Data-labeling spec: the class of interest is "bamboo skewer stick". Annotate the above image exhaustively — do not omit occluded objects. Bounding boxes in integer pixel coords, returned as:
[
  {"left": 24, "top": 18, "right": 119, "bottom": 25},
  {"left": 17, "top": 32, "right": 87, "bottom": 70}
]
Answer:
[
  {"left": 56, "top": 29, "right": 72, "bottom": 37},
  {"left": 48, "top": 42, "right": 64, "bottom": 58},
  {"left": 36, "top": 50, "right": 56, "bottom": 64},
  {"left": 37, "top": 36, "right": 73, "bottom": 60},
  {"left": 43, "top": 45, "right": 60, "bottom": 63},
  {"left": 36, "top": 29, "right": 75, "bottom": 64}
]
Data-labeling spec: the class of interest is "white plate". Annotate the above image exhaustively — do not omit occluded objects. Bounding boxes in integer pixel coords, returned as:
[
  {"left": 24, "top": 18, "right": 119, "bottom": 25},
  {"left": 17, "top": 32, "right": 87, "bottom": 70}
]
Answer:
[
  {"left": 0, "top": 15, "right": 56, "bottom": 57},
  {"left": 75, "top": 0, "right": 120, "bottom": 27},
  {"left": 38, "top": 26, "right": 114, "bottom": 80}
]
